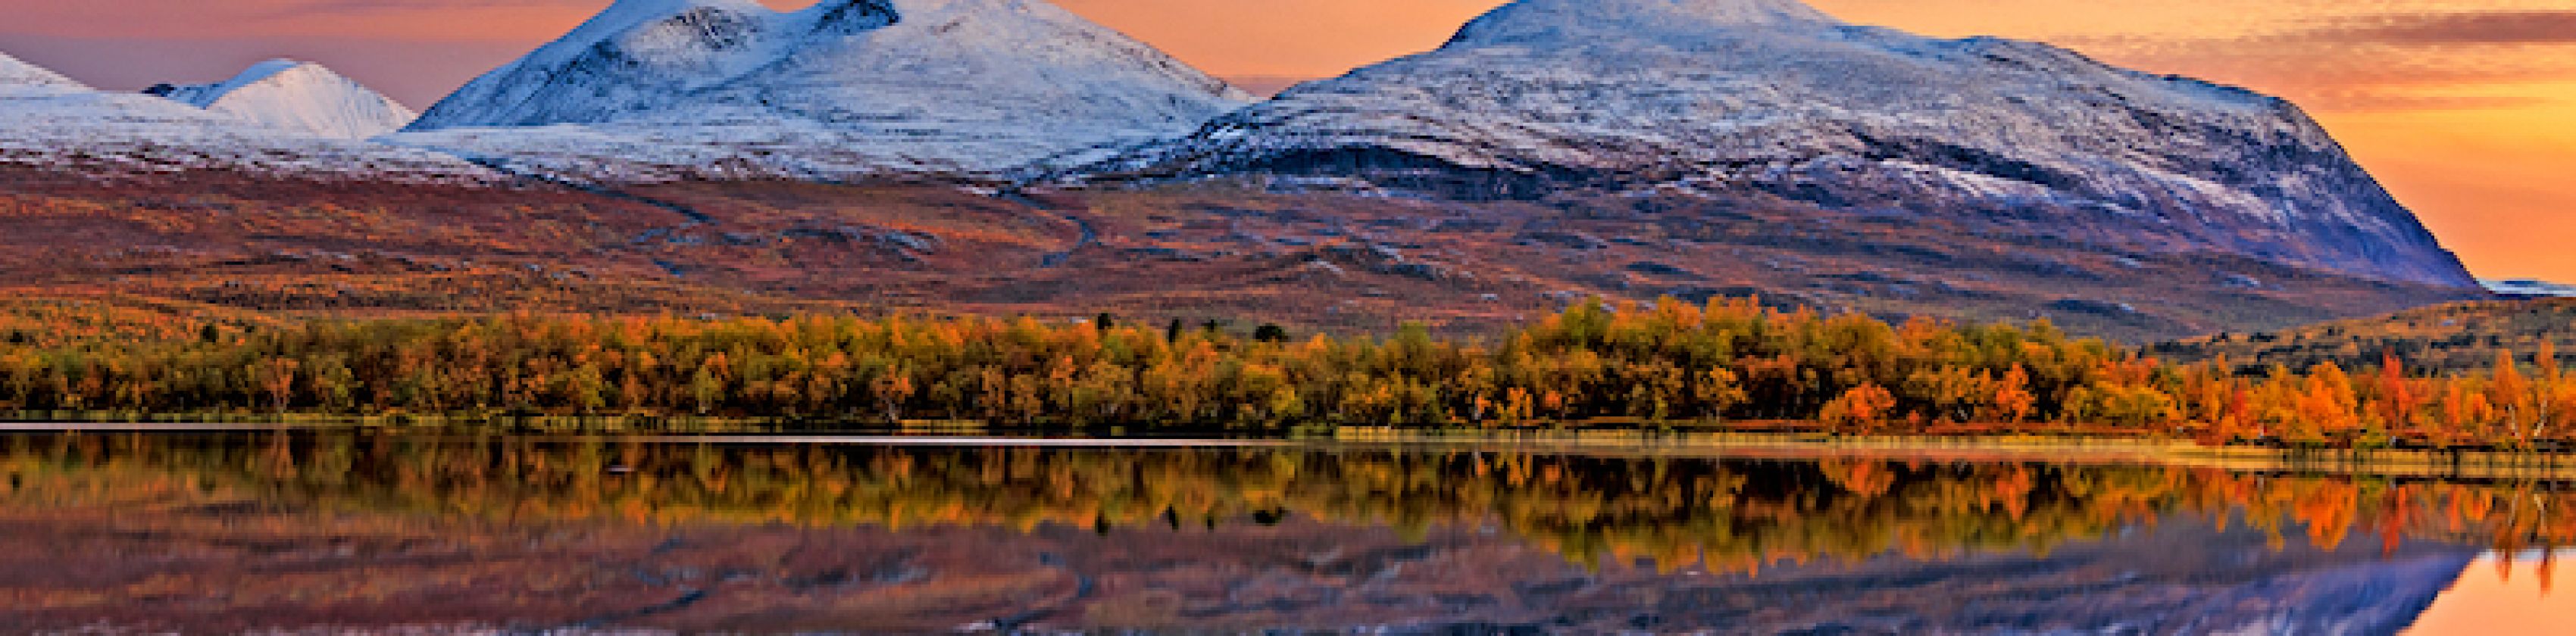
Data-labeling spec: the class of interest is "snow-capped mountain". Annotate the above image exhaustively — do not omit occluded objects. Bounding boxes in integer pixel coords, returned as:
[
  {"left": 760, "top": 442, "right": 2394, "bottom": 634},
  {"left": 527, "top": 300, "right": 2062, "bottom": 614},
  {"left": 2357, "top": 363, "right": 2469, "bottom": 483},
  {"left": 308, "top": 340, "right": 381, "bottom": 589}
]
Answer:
[
  {"left": 0, "top": 51, "right": 483, "bottom": 179},
  {"left": 145, "top": 60, "right": 417, "bottom": 139},
  {"left": 399, "top": 0, "right": 1252, "bottom": 181},
  {"left": 1105, "top": 0, "right": 2474, "bottom": 288}
]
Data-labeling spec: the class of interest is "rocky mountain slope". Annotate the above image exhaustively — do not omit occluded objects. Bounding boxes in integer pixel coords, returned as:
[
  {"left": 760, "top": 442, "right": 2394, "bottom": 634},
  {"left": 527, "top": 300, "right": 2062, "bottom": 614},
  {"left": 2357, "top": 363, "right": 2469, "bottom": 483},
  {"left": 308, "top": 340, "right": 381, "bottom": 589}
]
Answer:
[
  {"left": 397, "top": 0, "right": 1251, "bottom": 181},
  {"left": 145, "top": 59, "right": 417, "bottom": 139},
  {"left": 0, "top": 53, "right": 481, "bottom": 179},
  {"left": 1104, "top": 0, "right": 2475, "bottom": 288}
]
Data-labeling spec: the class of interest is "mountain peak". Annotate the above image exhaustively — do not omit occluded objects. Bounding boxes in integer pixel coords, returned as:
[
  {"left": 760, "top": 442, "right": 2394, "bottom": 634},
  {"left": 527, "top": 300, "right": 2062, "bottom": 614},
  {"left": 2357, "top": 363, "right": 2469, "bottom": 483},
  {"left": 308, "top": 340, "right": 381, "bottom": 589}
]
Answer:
[
  {"left": 143, "top": 60, "right": 417, "bottom": 139},
  {"left": 1452, "top": 0, "right": 1840, "bottom": 45},
  {"left": 150, "top": 58, "right": 317, "bottom": 108}
]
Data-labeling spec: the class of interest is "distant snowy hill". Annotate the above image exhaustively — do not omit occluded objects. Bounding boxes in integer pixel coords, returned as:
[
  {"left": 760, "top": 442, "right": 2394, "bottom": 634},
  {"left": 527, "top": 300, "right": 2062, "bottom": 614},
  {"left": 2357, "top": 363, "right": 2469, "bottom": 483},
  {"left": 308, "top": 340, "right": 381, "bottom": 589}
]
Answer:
[
  {"left": 0, "top": 52, "right": 483, "bottom": 179},
  {"left": 399, "top": 0, "right": 1252, "bottom": 181},
  {"left": 146, "top": 60, "right": 417, "bottom": 139},
  {"left": 2484, "top": 279, "right": 2576, "bottom": 298},
  {"left": 1103, "top": 0, "right": 2474, "bottom": 288}
]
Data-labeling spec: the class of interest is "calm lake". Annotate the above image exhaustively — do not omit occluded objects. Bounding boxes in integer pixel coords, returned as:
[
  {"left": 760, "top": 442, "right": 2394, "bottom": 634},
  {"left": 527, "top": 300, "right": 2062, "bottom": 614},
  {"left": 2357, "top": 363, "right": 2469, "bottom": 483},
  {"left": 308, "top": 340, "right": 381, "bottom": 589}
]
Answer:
[{"left": 0, "top": 431, "right": 2568, "bottom": 634}]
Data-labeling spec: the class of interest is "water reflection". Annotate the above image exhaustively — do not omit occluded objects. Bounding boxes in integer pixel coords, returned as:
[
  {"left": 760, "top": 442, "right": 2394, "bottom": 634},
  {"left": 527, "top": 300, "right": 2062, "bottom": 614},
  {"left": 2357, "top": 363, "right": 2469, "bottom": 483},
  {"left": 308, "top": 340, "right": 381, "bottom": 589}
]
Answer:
[
  {"left": 2409, "top": 550, "right": 2576, "bottom": 635},
  {"left": 0, "top": 432, "right": 2565, "bottom": 633}
]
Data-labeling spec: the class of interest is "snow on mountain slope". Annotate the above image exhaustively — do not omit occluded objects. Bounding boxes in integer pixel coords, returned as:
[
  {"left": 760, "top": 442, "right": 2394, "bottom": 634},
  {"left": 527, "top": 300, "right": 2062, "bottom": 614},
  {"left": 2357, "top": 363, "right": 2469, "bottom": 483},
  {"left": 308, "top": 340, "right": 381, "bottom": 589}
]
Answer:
[
  {"left": 1105, "top": 0, "right": 2474, "bottom": 288},
  {"left": 145, "top": 60, "right": 417, "bottom": 139},
  {"left": 0, "top": 52, "right": 485, "bottom": 180},
  {"left": 399, "top": 0, "right": 1251, "bottom": 181}
]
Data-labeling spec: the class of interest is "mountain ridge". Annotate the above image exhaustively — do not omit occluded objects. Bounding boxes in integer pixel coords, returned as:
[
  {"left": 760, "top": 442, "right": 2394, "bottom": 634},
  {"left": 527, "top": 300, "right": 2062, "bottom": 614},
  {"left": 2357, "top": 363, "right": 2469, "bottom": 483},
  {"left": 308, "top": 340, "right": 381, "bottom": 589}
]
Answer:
[
  {"left": 0, "top": 52, "right": 485, "bottom": 180},
  {"left": 1449, "top": 0, "right": 1840, "bottom": 44}
]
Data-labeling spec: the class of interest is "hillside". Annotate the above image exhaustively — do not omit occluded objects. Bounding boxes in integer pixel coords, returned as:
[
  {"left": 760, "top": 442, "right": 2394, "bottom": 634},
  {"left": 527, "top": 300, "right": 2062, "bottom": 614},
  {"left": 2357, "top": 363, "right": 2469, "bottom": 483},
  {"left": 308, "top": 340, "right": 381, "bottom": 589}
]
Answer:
[
  {"left": 2150, "top": 298, "right": 2576, "bottom": 373},
  {"left": 0, "top": 167, "right": 2478, "bottom": 342}
]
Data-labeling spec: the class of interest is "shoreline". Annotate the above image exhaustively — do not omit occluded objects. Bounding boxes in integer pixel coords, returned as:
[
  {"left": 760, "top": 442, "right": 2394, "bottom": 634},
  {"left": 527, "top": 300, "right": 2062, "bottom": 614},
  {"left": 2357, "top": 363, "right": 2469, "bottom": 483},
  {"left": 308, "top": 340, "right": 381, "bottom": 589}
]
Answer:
[
  {"left": 1325, "top": 429, "right": 2576, "bottom": 480},
  {"left": 10, "top": 420, "right": 2576, "bottom": 479}
]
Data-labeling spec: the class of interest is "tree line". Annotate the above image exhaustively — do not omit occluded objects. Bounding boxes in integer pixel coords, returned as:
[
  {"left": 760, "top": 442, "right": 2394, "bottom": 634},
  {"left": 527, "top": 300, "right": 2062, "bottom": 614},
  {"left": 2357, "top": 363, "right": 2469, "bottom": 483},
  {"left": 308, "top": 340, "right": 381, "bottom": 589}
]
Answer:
[{"left": 2, "top": 296, "right": 2572, "bottom": 448}]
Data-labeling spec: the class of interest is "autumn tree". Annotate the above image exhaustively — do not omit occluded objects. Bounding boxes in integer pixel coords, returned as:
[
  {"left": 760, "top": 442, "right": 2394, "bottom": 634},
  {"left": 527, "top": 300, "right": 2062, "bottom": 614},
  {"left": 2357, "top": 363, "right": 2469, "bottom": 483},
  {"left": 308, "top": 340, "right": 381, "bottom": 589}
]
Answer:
[
  {"left": 256, "top": 357, "right": 299, "bottom": 413},
  {"left": 2493, "top": 351, "right": 2534, "bottom": 447},
  {"left": 1820, "top": 383, "right": 1897, "bottom": 431},
  {"left": 1993, "top": 365, "right": 2036, "bottom": 425}
]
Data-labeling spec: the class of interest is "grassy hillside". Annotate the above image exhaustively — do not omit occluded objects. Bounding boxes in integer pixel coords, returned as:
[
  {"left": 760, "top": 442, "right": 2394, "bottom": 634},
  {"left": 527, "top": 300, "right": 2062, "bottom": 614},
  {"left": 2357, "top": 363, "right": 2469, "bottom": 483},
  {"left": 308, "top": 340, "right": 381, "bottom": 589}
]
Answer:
[{"left": 0, "top": 166, "right": 2481, "bottom": 342}]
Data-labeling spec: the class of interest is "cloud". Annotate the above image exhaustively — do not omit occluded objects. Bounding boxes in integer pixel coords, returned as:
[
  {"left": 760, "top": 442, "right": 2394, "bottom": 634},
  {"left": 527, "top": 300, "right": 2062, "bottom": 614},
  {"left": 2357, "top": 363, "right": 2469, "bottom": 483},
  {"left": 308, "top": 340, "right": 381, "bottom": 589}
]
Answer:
[
  {"left": 2293, "top": 91, "right": 2549, "bottom": 114},
  {"left": 2290, "top": 11, "right": 2576, "bottom": 46},
  {"left": 2047, "top": 10, "right": 2576, "bottom": 114}
]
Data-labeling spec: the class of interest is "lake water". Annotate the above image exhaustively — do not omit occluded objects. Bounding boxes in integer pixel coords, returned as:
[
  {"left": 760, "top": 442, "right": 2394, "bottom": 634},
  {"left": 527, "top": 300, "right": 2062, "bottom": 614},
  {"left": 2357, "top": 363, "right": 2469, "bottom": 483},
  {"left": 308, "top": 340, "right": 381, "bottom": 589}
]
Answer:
[{"left": 0, "top": 431, "right": 2566, "bottom": 634}]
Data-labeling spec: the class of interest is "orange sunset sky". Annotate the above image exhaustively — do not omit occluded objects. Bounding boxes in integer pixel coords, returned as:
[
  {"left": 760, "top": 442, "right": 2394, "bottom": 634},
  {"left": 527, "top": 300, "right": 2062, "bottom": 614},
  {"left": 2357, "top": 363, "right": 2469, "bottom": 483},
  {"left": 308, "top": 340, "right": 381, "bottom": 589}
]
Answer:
[{"left": 2, "top": 0, "right": 2569, "bottom": 281}]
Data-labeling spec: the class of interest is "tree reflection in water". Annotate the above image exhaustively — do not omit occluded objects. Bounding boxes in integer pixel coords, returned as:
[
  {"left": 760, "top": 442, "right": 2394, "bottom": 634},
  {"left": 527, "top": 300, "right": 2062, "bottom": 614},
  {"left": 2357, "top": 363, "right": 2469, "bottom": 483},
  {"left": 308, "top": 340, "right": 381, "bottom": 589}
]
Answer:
[{"left": 0, "top": 432, "right": 2562, "bottom": 632}]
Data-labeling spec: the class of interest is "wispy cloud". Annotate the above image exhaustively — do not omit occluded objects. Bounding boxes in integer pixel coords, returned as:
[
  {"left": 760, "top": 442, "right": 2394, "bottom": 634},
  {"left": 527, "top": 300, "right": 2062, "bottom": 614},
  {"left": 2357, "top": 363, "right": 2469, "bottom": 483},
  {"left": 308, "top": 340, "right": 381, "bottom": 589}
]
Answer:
[
  {"left": 2044, "top": 9, "right": 2576, "bottom": 114},
  {"left": 2287, "top": 10, "right": 2576, "bottom": 46}
]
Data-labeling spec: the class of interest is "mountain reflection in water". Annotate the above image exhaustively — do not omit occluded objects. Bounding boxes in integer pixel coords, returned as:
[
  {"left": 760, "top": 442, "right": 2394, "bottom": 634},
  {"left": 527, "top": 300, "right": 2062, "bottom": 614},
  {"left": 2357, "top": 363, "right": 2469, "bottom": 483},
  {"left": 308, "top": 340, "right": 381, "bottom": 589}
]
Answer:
[{"left": 0, "top": 432, "right": 2563, "bottom": 634}]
